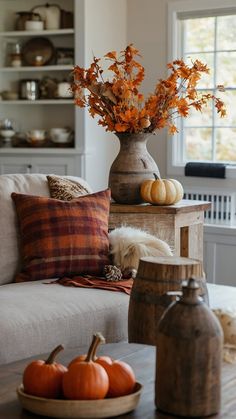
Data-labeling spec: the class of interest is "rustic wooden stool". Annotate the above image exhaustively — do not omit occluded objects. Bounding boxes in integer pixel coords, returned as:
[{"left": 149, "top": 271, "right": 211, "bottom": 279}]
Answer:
[
  {"left": 128, "top": 256, "right": 208, "bottom": 346},
  {"left": 109, "top": 200, "right": 210, "bottom": 261}
]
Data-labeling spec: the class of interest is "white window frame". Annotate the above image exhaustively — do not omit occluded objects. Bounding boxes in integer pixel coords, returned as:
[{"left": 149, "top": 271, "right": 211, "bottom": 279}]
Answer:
[{"left": 167, "top": 0, "right": 236, "bottom": 180}]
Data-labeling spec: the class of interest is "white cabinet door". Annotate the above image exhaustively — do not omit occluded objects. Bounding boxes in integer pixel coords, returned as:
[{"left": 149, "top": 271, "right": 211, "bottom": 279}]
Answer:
[
  {"left": 31, "top": 156, "right": 76, "bottom": 176},
  {"left": 0, "top": 155, "right": 76, "bottom": 176},
  {"left": 204, "top": 225, "right": 236, "bottom": 286},
  {"left": 0, "top": 157, "right": 32, "bottom": 174}
]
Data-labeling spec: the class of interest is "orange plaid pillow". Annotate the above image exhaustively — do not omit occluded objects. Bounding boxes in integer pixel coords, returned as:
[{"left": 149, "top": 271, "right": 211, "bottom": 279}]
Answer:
[{"left": 11, "top": 189, "right": 111, "bottom": 282}]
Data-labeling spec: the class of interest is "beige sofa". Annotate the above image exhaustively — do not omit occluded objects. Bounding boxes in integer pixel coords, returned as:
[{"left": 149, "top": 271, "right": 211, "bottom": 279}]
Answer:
[
  {"left": 1, "top": 173, "right": 236, "bottom": 365},
  {"left": 0, "top": 174, "right": 129, "bottom": 365}
]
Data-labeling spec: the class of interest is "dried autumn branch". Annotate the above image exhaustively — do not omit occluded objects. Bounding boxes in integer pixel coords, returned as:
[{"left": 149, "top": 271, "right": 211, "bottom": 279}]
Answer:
[{"left": 72, "top": 44, "right": 226, "bottom": 135}]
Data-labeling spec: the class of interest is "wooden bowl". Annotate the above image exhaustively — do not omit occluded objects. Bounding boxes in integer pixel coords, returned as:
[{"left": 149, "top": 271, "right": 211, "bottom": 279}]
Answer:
[{"left": 17, "top": 383, "right": 142, "bottom": 418}]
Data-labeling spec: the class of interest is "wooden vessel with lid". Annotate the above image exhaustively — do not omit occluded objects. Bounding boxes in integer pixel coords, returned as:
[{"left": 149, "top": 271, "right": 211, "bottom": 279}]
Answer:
[{"left": 155, "top": 277, "right": 223, "bottom": 417}]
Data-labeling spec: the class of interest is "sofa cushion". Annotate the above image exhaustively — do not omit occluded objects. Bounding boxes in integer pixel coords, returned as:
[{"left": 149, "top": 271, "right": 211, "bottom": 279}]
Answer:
[
  {"left": 11, "top": 189, "right": 111, "bottom": 282},
  {"left": 0, "top": 174, "right": 93, "bottom": 286},
  {"left": 47, "top": 175, "right": 90, "bottom": 200},
  {"left": 0, "top": 282, "right": 236, "bottom": 365},
  {"left": 0, "top": 280, "right": 129, "bottom": 364}
]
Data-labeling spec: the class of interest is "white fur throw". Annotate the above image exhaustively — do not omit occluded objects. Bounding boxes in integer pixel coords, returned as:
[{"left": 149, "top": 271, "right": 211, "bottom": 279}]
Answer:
[{"left": 108, "top": 226, "right": 172, "bottom": 274}]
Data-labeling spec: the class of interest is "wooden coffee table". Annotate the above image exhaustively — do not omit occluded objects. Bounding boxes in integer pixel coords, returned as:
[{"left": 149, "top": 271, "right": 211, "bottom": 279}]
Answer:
[{"left": 0, "top": 342, "right": 235, "bottom": 418}]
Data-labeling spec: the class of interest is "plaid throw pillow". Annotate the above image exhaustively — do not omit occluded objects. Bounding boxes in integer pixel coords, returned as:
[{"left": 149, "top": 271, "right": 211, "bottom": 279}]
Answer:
[
  {"left": 11, "top": 189, "right": 111, "bottom": 282},
  {"left": 47, "top": 175, "right": 91, "bottom": 201}
]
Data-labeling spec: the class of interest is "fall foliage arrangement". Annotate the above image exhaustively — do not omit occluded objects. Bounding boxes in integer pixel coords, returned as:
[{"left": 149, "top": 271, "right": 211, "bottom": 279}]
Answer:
[{"left": 72, "top": 44, "right": 226, "bottom": 135}]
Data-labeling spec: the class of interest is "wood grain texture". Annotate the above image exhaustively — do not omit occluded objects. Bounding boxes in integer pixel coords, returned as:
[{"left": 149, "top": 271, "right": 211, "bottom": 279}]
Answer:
[
  {"left": 156, "top": 280, "right": 223, "bottom": 417},
  {"left": 109, "top": 212, "right": 176, "bottom": 251},
  {"left": 110, "top": 200, "right": 211, "bottom": 214},
  {"left": 180, "top": 226, "right": 189, "bottom": 257},
  {"left": 109, "top": 201, "right": 207, "bottom": 261},
  {"left": 128, "top": 256, "right": 208, "bottom": 346},
  {"left": 0, "top": 343, "right": 235, "bottom": 418},
  {"left": 175, "top": 210, "right": 204, "bottom": 227}
]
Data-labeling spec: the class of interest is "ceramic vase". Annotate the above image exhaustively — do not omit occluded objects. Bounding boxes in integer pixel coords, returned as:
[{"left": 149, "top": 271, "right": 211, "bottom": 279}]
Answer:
[{"left": 108, "top": 132, "right": 160, "bottom": 204}]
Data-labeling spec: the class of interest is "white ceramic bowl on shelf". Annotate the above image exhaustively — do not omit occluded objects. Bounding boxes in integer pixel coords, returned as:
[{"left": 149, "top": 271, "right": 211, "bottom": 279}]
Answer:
[
  {"left": 49, "top": 128, "right": 73, "bottom": 144},
  {"left": 26, "top": 129, "right": 47, "bottom": 146},
  {"left": 25, "top": 20, "right": 44, "bottom": 31},
  {"left": 1, "top": 91, "right": 19, "bottom": 100},
  {"left": 0, "top": 129, "right": 15, "bottom": 139}
]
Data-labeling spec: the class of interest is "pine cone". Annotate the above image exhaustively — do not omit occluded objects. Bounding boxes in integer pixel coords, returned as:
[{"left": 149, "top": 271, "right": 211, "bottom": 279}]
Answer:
[{"left": 104, "top": 265, "right": 123, "bottom": 281}]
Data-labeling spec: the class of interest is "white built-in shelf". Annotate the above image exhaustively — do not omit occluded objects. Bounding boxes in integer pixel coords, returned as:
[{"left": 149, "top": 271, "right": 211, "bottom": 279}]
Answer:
[
  {"left": 0, "top": 29, "right": 74, "bottom": 37},
  {"left": 0, "top": 65, "right": 73, "bottom": 72},
  {"left": 0, "top": 99, "right": 74, "bottom": 105},
  {"left": 0, "top": 148, "right": 79, "bottom": 155},
  {"left": 0, "top": 0, "right": 79, "bottom": 176}
]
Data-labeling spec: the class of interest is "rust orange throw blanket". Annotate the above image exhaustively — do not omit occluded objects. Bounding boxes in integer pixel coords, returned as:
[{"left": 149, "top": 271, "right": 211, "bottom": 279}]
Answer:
[{"left": 50, "top": 276, "right": 133, "bottom": 295}]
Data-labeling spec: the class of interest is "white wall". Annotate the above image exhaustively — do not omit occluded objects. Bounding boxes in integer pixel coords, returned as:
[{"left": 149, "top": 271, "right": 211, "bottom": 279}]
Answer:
[
  {"left": 82, "top": 0, "right": 169, "bottom": 189},
  {"left": 83, "top": 0, "right": 127, "bottom": 190},
  {"left": 127, "top": 0, "right": 169, "bottom": 178},
  {"left": 81, "top": 0, "right": 197, "bottom": 182}
]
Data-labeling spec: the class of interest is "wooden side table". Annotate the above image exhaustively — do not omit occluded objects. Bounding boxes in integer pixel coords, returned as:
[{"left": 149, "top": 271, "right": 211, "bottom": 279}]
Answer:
[{"left": 109, "top": 199, "right": 211, "bottom": 262}]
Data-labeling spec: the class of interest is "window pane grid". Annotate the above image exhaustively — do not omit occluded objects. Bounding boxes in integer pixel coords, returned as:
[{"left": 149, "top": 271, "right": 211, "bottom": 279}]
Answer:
[
  {"left": 180, "top": 13, "right": 236, "bottom": 164},
  {"left": 185, "top": 49, "right": 236, "bottom": 54},
  {"left": 179, "top": 21, "right": 186, "bottom": 162},
  {"left": 184, "top": 125, "right": 236, "bottom": 128},
  {"left": 212, "top": 16, "right": 217, "bottom": 161}
]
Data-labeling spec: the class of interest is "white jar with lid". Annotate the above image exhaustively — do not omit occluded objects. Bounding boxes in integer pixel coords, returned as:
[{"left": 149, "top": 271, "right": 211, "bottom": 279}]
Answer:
[
  {"left": 57, "top": 82, "right": 73, "bottom": 98},
  {"left": 32, "top": 4, "right": 61, "bottom": 30},
  {"left": 9, "top": 42, "right": 22, "bottom": 67},
  {"left": 46, "top": 5, "right": 60, "bottom": 29}
]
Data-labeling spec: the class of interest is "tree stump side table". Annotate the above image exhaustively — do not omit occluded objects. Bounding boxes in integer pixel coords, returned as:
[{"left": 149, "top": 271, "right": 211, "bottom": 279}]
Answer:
[{"left": 109, "top": 200, "right": 211, "bottom": 261}]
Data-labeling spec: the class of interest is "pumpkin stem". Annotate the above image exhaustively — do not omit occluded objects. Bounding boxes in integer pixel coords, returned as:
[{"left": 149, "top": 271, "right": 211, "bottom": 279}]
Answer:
[
  {"left": 85, "top": 332, "right": 105, "bottom": 362},
  {"left": 153, "top": 172, "right": 160, "bottom": 180},
  {"left": 45, "top": 344, "right": 64, "bottom": 365}
]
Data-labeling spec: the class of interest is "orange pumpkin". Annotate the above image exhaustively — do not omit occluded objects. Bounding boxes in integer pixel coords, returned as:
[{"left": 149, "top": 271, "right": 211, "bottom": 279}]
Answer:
[
  {"left": 96, "top": 356, "right": 136, "bottom": 397},
  {"left": 67, "top": 333, "right": 104, "bottom": 368},
  {"left": 63, "top": 334, "right": 109, "bottom": 400},
  {"left": 140, "top": 173, "right": 184, "bottom": 205},
  {"left": 68, "top": 354, "right": 87, "bottom": 367},
  {"left": 23, "top": 345, "right": 67, "bottom": 398}
]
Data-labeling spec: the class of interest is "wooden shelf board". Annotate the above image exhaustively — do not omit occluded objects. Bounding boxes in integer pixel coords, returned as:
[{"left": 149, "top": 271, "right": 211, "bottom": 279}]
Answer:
[
  {"left": 110, "top": 200, "right": 211, "bottom": 214},
  {"left": 0, "top": 65, "right": 73, "bottom": 72},
  {"left": 0, "top": 100, "right": 74, "bottom": 105},
  {"left": 0, "top": 29, "right": 74, "bottom": 37},
  {"left": 0, "top": 147, "right": 81, "bottom": 155}
]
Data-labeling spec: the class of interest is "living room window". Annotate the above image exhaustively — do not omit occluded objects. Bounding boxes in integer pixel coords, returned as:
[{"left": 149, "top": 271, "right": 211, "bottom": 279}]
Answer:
[{"left": 167, "top": 0, "right": 236, "bottom": 178}]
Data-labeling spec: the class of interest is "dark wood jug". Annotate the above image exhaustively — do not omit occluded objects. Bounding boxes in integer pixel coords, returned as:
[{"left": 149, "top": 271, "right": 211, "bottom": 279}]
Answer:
[
  {"left": 155, "top": 277, "right": 223, "bottom": 417},
  {"left": 128, "top": 256, "right": 208, "bottom": 346}
]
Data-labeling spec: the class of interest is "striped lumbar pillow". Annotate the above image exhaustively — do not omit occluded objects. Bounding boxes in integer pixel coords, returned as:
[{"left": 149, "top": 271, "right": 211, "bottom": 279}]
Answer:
[{"left": 11, "top": 189, "right": 111, "bottom": 282}]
